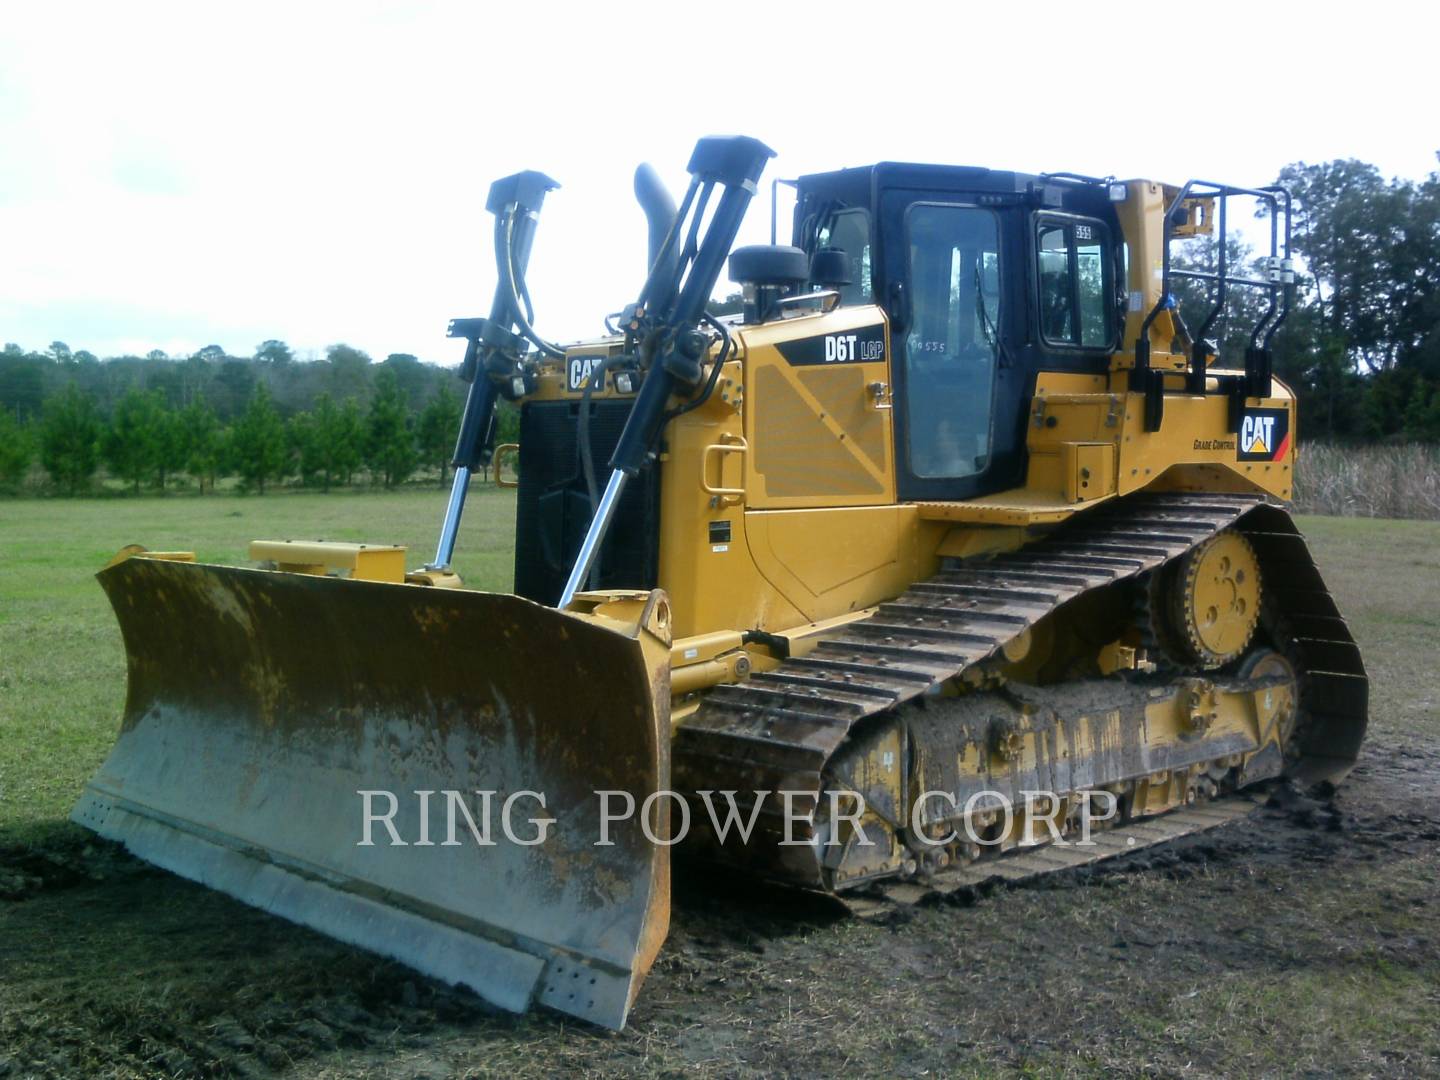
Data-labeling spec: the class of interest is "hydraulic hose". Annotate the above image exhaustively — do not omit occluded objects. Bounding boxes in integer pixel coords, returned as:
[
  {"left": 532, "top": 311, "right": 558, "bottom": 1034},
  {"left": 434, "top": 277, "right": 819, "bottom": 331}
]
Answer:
[{"left": 495, "top": 207, "right": 565, "bottom": 359}]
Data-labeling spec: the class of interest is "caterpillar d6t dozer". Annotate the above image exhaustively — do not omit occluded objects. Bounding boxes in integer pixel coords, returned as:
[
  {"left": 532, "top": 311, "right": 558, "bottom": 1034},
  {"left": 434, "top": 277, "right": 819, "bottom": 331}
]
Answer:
[{"left": 76, "top": 136, "right": 1367, "bottom": 1030}]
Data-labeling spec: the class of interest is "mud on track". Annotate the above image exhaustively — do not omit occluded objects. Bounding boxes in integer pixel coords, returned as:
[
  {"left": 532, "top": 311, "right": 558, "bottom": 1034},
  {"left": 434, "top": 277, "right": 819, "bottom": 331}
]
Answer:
[{"left": 2, "top": 729, "right": 1438, "bottom": 1079}]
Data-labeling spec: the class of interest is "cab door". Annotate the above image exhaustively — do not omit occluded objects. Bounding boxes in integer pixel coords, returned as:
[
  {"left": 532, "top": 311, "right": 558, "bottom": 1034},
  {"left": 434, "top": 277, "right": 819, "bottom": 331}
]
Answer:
[{"left": 881, "top": 196, "right": 1026, "bottom": 501}]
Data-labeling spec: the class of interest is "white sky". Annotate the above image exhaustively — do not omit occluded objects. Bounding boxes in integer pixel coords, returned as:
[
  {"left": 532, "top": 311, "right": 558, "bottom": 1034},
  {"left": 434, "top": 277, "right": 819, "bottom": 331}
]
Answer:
[{"left": 1, "top": 0, "right": 1434, "bottom": 364}]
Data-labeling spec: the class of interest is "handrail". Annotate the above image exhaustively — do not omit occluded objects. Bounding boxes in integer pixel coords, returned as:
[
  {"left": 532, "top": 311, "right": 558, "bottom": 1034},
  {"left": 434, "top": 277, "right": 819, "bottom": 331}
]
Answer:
[
  {"left": 701, "top": 437, "right": 747, "bottom": 504},
  {"left": 493, "top": 443, "right": 520, "bottom": 489},
  {"left": 1131, "top": 177, "right": 1293, "bottom": 430}
]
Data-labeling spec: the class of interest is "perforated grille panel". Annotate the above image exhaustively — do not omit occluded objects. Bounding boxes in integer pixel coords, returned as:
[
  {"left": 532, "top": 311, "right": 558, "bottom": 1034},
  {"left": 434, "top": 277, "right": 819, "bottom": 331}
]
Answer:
[{"left": 753, "top": 366, "right": 885, "bottom": 499}]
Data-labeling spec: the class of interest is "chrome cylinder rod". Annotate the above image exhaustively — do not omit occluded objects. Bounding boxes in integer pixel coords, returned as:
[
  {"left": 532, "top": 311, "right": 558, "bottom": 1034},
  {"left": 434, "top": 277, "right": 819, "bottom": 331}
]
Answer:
[
  {"left": 558, "top": 469, "right": 629, "bottom": 609},
  {"left": 431, "top": 465, "right": 471, "bottom": 569}
]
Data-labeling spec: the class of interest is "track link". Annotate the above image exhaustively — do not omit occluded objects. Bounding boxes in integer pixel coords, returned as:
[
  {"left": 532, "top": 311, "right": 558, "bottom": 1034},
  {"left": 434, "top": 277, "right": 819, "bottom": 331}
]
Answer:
[{"left": 842, "top": 794, "right": 1264, "bottom": 919}]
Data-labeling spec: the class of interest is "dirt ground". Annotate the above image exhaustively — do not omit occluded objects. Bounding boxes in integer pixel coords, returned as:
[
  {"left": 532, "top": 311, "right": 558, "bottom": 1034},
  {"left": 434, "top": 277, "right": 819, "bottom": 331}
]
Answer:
[{"left": 2, "top": 515, "right": 1438, "bottom": 1079}]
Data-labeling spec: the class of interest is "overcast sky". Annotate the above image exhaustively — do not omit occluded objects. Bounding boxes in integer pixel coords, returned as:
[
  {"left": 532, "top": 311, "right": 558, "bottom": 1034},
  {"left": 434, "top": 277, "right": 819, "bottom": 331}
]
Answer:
[{"left": 2, "top": 1, "right": 1434, "bottom": 365}]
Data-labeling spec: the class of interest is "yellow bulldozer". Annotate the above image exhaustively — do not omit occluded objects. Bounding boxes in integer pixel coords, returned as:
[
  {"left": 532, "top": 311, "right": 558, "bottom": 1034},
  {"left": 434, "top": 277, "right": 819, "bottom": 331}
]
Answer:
[{"left": 75, "top": 136, "right": 1367, "bottom": 1030}]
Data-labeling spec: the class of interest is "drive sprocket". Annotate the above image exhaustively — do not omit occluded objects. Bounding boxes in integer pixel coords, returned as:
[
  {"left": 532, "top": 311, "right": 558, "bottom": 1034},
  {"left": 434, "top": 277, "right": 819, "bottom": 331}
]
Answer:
[{"left": 1144, "top": 528, "right": 1262, "bottom": 669}]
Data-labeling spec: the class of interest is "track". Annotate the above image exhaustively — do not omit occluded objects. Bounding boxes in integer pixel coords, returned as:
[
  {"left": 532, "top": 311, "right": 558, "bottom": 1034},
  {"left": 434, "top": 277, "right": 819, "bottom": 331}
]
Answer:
[
  {"left": 673, "top": 492, "right": 1368, "bottom": 888},
  {"left": 840, "top": 792, "right": 1264, "bottom": 919}
]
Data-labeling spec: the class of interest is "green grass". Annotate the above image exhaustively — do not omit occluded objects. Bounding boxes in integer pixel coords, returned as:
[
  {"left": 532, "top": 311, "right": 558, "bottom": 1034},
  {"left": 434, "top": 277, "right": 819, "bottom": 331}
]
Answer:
[
  {"left": 0, "top": 488, "right": 518, "bottom": 842},
  {"left": 1291, "top": 515, "right": 1440, "bottom": 739}
]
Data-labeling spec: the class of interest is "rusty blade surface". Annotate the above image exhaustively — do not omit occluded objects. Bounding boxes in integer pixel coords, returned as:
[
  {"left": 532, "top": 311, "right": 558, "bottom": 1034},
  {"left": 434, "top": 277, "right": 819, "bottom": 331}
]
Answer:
[{"left": 74, "top": 557, "right": 670, "bottom": 1030}]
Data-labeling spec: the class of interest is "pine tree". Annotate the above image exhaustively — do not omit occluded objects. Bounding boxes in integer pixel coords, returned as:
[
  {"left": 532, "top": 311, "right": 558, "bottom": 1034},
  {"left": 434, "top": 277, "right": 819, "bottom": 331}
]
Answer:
[
  {"left": 103, "top": 387, "right": 167, "bottom": 493},
  {"left": 40, "top": 384, "right": 102, "bottom": 494},
  {"left": 230, "top": 383, "right": 289, "bottom": 494},
  {"left": 337, "top": 398, "right": 364, "bottom": 486},
  {"left": 292, "top": 393, "right": 361, "bottom": 493},
  {"left": 365, "top": 369, "right": 417, "bottom": 489},
  {"left": 289, "top": 409, "right": 319, "bottom": 488},
  {"left": 416, "top": 385, "right": 461, "bottom": 486},
  {"left": 0, "top": 410, "right": 33, "bottom": 489},
  {"left": 154, "top": 404, "right": 187, "bottom": 491},
  {"left": 179, "top": 396, "right": 223, "bottom": 493}
]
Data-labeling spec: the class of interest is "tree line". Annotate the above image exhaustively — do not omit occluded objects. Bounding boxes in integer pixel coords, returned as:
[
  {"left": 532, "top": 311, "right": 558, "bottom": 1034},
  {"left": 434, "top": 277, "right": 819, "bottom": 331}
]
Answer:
[
  {"left": 2, "top": 151, "right": 1438, "bottom": 493},
  {"left": 1168, "top": 154, "right": 1440, "bottom": 441},
  {"left": 0, "top": 342, "right": 517, "bottom": 495}
]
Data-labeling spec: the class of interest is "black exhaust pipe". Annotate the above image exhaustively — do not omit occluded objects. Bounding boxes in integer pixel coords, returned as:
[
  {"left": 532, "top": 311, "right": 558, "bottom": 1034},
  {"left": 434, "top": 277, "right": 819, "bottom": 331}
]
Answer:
[{"left": 634, "top": 163, "right": 678, "bottom": 291}]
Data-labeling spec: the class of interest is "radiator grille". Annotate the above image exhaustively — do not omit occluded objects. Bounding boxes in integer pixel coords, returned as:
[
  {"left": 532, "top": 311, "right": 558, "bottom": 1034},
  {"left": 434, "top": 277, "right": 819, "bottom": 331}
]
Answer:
[{"left": 514, "top": 401, "right": 661, "bottom": 605}]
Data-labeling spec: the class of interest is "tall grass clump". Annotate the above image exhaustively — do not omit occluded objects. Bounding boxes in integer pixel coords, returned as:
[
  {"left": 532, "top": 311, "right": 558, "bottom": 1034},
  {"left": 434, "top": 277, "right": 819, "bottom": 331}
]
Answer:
[{"left": 1294, "top": 443, "right": 1440, "bottom": 520}]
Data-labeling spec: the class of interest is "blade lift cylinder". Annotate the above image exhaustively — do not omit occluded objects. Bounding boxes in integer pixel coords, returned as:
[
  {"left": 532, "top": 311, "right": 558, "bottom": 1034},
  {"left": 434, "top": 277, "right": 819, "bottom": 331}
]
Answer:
[
  {"left": 558, "top": 136, "right": 775, "bottom": 608},
  {"left": 433, "top": 170, "right": 558, "bottom": 570}
]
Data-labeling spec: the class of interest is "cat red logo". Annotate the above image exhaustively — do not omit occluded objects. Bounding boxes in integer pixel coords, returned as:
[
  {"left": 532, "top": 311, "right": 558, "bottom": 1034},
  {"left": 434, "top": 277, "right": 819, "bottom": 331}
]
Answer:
[{"left": 1237, "top": 408, "right": 1290, "bottom": 462}]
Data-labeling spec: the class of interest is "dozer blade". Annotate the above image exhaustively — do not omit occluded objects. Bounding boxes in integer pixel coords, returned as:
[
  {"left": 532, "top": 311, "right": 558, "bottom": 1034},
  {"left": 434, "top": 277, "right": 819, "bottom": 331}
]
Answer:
[{"left": 74, "top": 555, "right": 673, "bottom": 1030}]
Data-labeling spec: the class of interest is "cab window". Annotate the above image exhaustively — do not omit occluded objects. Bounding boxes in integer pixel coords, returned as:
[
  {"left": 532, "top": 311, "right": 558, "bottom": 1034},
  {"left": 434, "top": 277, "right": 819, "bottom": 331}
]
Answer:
[
  {"left": 1036, "top": 216, "right": 1113, "bottom": 349},
  {"left": 903, "top": 203, "right": 1001, "bottom": 480},
  {"left": 814, "top": 207, "right": 873, "bottom": 305}
]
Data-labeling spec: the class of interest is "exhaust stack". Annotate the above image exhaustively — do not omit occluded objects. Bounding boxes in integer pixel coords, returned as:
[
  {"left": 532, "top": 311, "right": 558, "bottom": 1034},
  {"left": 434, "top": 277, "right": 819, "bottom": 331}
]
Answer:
[{"left": 634, "top": 162, "right": 678, "bottom": 285}]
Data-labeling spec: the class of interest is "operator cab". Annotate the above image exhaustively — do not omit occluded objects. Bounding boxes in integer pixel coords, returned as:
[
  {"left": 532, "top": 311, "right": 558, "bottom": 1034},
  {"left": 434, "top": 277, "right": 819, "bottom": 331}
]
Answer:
[{"left": 791, "top": 164, "right": 1123, "bottom": 502}]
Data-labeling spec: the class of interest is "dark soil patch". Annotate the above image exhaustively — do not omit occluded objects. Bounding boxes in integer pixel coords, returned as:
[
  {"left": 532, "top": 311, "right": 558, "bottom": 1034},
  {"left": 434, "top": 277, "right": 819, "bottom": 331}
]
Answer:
[{"left": 3, "top": 735, "right": 1438, "bottom": 1078}]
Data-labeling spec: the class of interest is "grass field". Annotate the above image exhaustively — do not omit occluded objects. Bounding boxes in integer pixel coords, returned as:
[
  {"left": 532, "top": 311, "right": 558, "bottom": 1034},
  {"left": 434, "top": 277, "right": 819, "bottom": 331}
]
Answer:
[
  {"left": 2, "top": 494, "right": 1438, "bottom": 1077},
  {"left": 1, "top": 494, "right": 1433, "bottom": 842},
  {"left": 0, "top": 489, "right": 518, "bottom": 843}
]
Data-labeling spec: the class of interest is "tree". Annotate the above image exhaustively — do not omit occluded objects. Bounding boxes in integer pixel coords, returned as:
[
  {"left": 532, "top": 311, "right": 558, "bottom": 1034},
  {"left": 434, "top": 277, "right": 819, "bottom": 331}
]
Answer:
[
  {"left": 179, "top": 396, "right": 223, "bottom": 493},
  {"left": 383, "top": 352, "right": 427, "bottom": 408},
  {"left": 1269, "top": 154, "right": 1440, "bottom": 437},
  {"left": 39, "top": 384, "right": 102, "bottom": 494},
  {"left": 288, "top": 410, "right": 316, "bottom": 485},
  {"left": 48, "top": 341, "right": 72, "bottom": 362},
  {"left": 495, "top": 400, "right": 521, "bottom": 444},
  {"left": 0, "top": 410, "right": 32, "bottom": 489},
  {"left": 415, "top": 385, "right": 461, "bottom": 486},
  {"left": 292, "top": 392, "right": 364, "bottom": 493},
  {"left": 0, "top": 353, "right": 46, "bottom": 421},
  {"left": 1171, "top": 235, "right": 1273, "bottom": 369},
  {"left": 230, "top": 383, "right": 289, "bottom": 493},
  {"left": 337, "top": 398, "right": 365, "bottom": 486},
  {"left": 1276, "top": 159, "right": 1431, "bottom": 377},
  {"left": 478, "top": 402, "right": 522, "bottom": 483},
  {"left": 146, "top": 349, "right": 169, "bottom": 361},
  {"left": 255, "top": 339, "right": 294, "bottom": 366},
  {"left": 146, "top": 364, "right": 184, "bottom": 408},
  {"left": 1405, "top": 382, "right": 1440, "bottom": 441},
  {"left": 326, "top": 344, "right": 371, "bottom": 402},
  {"left": 707, "top": 291, "right": 744, "bottom": 317},
  {"left": 212, "top": 360, "right": 256, "bottom": 419},
  {"left": 1274, "top": 302, "right": 1365, "bottom": 441},
  {"left": 103, "top": 387, "right": 168, "bottom": 493},
  {"left": 179, "top": 353, "right": 213, "bottom": 410},
  {"left": 154, "top": 403, "right": 188, "bottom": 490},
  {"left": 365, "top": 368, "right": 417, "bottom": 489}
]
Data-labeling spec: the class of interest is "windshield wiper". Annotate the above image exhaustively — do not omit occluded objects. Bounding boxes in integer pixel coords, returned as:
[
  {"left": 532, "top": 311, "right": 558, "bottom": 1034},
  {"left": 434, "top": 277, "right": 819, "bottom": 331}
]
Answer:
[{"left": 973, "top": 256, "right": 1008, "bottom": 366}]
